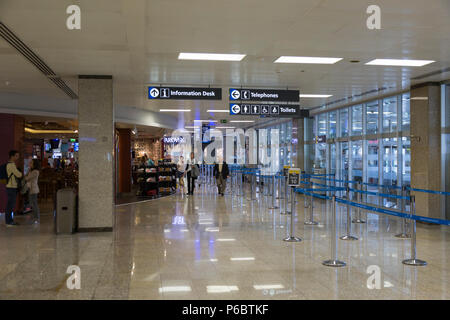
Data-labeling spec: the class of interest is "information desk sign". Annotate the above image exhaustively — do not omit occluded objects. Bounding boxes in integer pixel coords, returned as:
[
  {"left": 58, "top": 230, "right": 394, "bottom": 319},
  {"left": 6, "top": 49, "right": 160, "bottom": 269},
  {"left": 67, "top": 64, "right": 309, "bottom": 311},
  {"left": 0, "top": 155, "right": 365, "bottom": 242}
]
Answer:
[
  {"left": 288, "top": 168, "right": 301, "bottom": 186},
  {"left": 148, "top": 86, "right": 222, "bottom": 100}
]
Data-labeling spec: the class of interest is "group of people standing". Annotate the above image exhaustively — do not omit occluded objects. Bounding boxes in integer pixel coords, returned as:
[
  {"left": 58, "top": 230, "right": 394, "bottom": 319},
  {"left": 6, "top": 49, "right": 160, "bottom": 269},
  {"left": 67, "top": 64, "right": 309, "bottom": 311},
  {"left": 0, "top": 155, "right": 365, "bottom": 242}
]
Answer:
[
  {"left": 2, "top": 150, "right": 41, "bottom": 226},
  {"left": 176, "top": 152, "right": 229, "bottom": 196}
]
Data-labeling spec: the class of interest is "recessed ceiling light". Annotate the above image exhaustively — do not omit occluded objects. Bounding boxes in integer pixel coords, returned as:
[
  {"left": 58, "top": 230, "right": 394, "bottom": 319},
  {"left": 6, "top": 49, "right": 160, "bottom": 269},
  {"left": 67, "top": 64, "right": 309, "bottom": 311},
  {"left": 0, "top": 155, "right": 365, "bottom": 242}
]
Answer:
[
  {"left": 365, "top": 59, "right": 435, "bottom": 67},
  {"left": 274, "top": 56, "right": 343, "bottom": 64},
  {"left": 230, "top": 120, "right": 255, "bottom": 123},
  {"left": 159, "top": 109, "right": 191, "bottom": 112},
  {"left": 207, "top": 109, "right": 229, "bottom": 113},
  {"left": 178, "top": 52, "right": 246, "bottom": 61},
  {"left": 300, "top": 94, "right": 333, "bottom": 98}
]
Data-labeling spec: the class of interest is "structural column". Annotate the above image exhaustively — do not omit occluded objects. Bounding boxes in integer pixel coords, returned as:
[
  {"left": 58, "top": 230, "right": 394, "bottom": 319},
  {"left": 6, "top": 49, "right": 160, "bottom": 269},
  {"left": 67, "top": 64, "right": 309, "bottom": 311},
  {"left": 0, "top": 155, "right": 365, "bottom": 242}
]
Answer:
[
  {"left": 78, "top": 75, "right": 114, "bottom": 231},
  {"left": 410, "top": 82, "right": 441, "bottom": 219}
]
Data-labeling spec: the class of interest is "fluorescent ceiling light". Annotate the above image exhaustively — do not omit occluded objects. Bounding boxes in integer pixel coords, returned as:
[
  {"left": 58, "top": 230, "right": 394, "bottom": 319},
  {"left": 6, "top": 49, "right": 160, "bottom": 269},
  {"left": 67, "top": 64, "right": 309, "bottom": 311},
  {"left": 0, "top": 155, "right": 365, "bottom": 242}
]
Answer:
[
  {"left": 365, "top": 59, "right": 435, "bottom": 67},
  {"left": 253, "top": 284, "right": 285, "bottom": 290},
  {"left": 216, "top": 238, "right": 236, "bottom": 242},
  {"left": 178, "top": 52, "right": 246, "bottom": 61},
  {"left": 216, "top": 126, "right": 235, "bottom": 129},
  {"left": 159, "top": 286, "right": 192, "bottom": 293},
  {"left": 410, "top": 97, "right": 428, "bottom": 100},
  {"left": 230, "top": 120, "right": 255, "bottom": 123},
  {"left": 274, "top": 56, "right": 343, "bottom": 64},
  {"left": 207, "top": 109, "right": 229, "bottom": 113},
  {"left": 193, "top": 120, "right": 218, "bottom": 123},
  {"left": 210, "top": 258, "right": 218, "bottom": 262},
  {"left": 184, "top": 126, "right": 200, "bottom": 129},
  {"left": 300, "top": 94, "right": 333, "bottom": 98},
  {"left": 205, "top": 227, "right": 219, "bottom": 232},
  {"left": 230, "top": 257, "right": 255, "bottom": 261},
  {"left": 207, "top": 285, "right": 239, "bottom": 293},
  {"left": 159, "top": 109, "right": 191, "bottom": 112}
]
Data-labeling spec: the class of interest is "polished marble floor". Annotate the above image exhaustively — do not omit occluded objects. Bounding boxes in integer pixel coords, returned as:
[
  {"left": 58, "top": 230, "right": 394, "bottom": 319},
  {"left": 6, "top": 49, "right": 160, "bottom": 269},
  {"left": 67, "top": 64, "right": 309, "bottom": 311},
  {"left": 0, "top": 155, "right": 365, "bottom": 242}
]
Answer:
[{"left": 0, "top": 181, "right": 449, "bottom": 300}]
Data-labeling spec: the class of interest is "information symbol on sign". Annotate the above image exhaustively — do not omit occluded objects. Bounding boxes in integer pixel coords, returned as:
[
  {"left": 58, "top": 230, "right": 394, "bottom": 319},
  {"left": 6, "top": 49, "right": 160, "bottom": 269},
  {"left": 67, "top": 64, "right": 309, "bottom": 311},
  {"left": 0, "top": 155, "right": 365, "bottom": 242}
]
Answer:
[
  {"left": 242, "top": 104, "right": 250, "bottom": 114},
  {"left": 160, "top": 88, "right": 170, "bottom": 98},
  {"left": 242, "top": 90, "right": 250, "bottom": 100},
  {"left": 270, "top": 105, "right": 279, "bottom": 115},
  {"left": 149, "top": 87, "right": 160, "bottom": 98},
  {"left": 231, "top": 104, "right": 241, "bottom": 115},
  {"left": 251, "top": 105, "right": 260, "bottom": 114}
]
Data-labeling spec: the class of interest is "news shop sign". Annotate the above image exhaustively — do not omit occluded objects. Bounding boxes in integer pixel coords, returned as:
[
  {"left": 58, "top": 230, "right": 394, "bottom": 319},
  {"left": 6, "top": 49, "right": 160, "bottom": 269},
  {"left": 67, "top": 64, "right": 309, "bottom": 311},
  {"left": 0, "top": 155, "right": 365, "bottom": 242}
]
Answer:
[
  {"left": 148, "top": 87, "right": 222, "bottom": 100},
  {"left": 288, "top": 168, "right": 301, "bottom": 186},
  {"left": 229, "top": 88, "right": 299, "bottom": 102}
]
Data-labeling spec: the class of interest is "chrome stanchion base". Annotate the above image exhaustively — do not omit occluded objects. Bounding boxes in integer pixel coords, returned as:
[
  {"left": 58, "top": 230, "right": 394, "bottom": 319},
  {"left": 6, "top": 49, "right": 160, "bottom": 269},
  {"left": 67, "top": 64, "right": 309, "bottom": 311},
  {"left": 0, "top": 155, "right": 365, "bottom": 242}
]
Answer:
[
  {"left": 304, "top": 221, "right": 319, "bottom": 226},
  {"left": 402, "top": 259, "right": 427, "bottom": 266},
  {"left": 352, "top": 219, "right": 366, "bottom": 224},
  {"left": 339, "top": 235, "right": 358, "bottom": 241},
  {"left": 395, "top": 233, "right": 411, "bottom": 239},
  {"left": 268, "top": 206, "right": 279, "bottom": 210},
  {"left": 322, "top": 260, "right": 346, "bottom": 267},
  {"left": 283, "top": 236, "right": 302, "bottom": 242}
]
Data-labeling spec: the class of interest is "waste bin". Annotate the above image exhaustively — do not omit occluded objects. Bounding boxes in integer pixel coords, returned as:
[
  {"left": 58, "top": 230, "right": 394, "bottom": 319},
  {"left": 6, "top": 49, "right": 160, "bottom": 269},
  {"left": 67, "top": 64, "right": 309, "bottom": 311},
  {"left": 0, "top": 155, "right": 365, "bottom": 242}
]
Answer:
[{"left": 55, "top": 188, "right": 77, "bottom": 234}]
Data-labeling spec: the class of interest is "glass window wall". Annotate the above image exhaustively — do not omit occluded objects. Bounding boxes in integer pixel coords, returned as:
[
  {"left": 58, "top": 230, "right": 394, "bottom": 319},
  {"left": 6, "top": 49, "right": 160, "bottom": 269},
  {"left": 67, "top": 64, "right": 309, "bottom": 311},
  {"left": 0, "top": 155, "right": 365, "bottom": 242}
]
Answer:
[
  {"left": 383, "top": 97, "right": 398, "bottom": 132},
  {"left": 352, "top": 105, "right": 363, "bottom": 136},
  {"left": 366, "top": 101, "right": 379, "bottom": 135},
  {"left": 329, "top": 111, "right": 337, "bottom": 139},
  {"left": 339, "top": 108, "right": 349, "bottom": 137}
]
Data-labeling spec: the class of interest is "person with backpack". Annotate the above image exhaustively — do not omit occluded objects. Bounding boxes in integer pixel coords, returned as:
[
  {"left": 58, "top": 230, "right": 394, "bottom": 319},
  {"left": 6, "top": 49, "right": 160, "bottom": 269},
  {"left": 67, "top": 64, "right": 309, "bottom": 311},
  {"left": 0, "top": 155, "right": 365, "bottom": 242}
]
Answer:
[
  {"left": 1, "top": 150, "right": 23, "bottom": 226},
  {"left": 25, "top": 159, "right": 40, "bottom": 224}
]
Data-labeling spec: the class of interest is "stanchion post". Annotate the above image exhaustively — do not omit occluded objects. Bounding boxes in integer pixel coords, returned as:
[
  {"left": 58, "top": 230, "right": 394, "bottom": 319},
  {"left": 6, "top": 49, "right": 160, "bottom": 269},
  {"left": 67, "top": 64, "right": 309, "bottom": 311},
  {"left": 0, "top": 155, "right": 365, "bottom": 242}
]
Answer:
[
  {"left": 304, "top": 192, "right": 318, "bottom": 225},
  {"left": 277, "top": 174, "right": 283, "bottom": 199},
  {"left": 304, "top": 175, "right": 309, "bottom": 208},
  {"left": 283, "top": 187, "right": 302, "bottom": 242},
  {"left": 352, "top": 182, "right": 366, "bottom": 223},
  {"left": 340, "top": 186, "right": 358, "bottom": 240},
  {"left": 322, "top": 196, "right": 346, "bottom": 267},
  {"left": 402, "top": 195, "right": 427, "bottom": 266},
  {"left": 395, "top": 185, "right": 410, "bottom": 238},
  {"left": 268, "top": 175, "right": 279, "bottom": 209}
]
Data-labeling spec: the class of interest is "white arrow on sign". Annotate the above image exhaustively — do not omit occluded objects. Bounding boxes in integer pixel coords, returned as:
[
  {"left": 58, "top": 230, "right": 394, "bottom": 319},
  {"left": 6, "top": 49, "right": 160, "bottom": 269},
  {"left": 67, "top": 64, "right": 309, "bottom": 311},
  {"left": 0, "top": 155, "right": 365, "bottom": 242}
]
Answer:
[
  {"left": 231, "top": 104, "right": 241, "bottom": 114},
  {"left": 231, "top": 89, "right": 240, "bottom": 99}
]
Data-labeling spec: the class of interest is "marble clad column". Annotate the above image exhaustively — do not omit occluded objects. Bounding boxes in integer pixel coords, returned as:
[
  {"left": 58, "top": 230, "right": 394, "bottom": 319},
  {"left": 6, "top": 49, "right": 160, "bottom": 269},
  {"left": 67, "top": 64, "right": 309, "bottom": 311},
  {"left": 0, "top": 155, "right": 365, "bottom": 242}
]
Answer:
[
  {"left": 78, "top": 75, "right": 114, "bottom": 231},
  {"left": 410, "top": 82, "right": 441, "bottom": 219}
]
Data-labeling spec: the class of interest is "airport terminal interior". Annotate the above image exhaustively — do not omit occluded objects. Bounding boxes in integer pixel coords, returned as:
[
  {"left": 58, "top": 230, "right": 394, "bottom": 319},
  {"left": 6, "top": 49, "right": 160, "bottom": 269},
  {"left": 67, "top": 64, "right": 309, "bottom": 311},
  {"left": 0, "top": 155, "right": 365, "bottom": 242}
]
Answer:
[{"left": 0, "top": 0, "right": 450, "bottom": 300}]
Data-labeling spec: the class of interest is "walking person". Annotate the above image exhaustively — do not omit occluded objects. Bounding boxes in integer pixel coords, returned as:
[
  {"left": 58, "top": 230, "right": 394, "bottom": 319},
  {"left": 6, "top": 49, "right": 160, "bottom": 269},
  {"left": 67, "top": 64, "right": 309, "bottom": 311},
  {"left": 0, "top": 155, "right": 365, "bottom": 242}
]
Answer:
[
  {"left": 213, "top": 159, "right": 229, "bottom": 196},
  {"left": 5, "top": 150, "right": 22, "bottom": 226},
  {"left": 185, "top": 152, "right": 199, "bottom": 195},
  {"left": 177, "top": 156, "right": 185, "bottom": 194},
  {"left": 25, "top": 159, "right": 40, "bottom": 224}
]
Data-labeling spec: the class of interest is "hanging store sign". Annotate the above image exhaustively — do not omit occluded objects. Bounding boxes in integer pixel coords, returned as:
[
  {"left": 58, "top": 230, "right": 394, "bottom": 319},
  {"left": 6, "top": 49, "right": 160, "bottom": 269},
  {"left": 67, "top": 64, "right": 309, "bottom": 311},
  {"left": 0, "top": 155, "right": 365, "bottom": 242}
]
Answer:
[
  {"left": 148, "top": 87, "right": 222, "bottom": 100},
  {"left": 229, "top": 88, "right": 299, "bottom": 102},
  {"left": 229, "top": 103, "right": 308, "bottom": 118},
  {"left": 163, "top": 136, "right": 185, "bottom": 144}
]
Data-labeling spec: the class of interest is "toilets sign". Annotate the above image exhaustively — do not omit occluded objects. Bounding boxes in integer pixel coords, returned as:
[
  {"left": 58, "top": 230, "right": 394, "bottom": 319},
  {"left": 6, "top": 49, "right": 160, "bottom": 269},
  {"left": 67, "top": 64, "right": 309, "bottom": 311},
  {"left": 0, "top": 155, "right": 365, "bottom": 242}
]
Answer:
[
  {"left": 229, "top": 103, "right": 308, "bottom": 118},
  {"left": 148, "top": 87, "right": 222, "bottom": 100},
  {"left": 229, "top": 88, "right": 299, "bottom": 102}
]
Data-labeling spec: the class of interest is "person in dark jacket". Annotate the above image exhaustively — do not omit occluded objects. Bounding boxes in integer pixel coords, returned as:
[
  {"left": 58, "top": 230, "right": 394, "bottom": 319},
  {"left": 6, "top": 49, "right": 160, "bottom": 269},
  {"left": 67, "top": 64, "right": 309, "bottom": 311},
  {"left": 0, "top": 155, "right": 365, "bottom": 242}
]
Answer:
[{"left": 213, "top": 160, "right": 229, "bottom": 196}]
